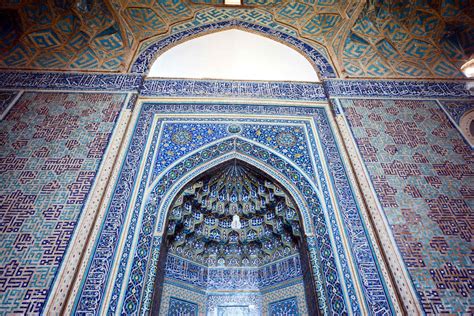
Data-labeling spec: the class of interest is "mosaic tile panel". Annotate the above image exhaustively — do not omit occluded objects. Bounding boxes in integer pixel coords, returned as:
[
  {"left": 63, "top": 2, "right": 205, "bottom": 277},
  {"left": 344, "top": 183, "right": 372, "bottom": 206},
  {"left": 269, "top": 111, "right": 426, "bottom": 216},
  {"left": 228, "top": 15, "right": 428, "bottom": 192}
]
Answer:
[
  {"left": 339, "top": 98, "right": 474, "bottom": 314},
  {"left": 168, "top": 297, "right": 198, "bottom": 316},
  {"left": 74, "top": 102, "right": 394, "bottom": 316},
  {"left": 152, "top": 121, "right": 315, "bottom": 181},
  {"left": 342, "top": 1, "right": 472, "bottom": 78},
  {"left": 160, "top": 283, "right": 205, "bottom": 315},
  {"left": 0, "top": 92, "right": 125, "bottom": 314},
  {"left": 269, "top": 296, "right": 299, "bottom": 315},
  {"left": 141, "top": 79, "right": 326, "bottom": 101},
  {"left": 165, "top": 255, "right": 303, "bottom": 290},
  {"left": 0, "top": 91, "right": 19, "bottom": 119},
  {"left": 263, "top": 283, "right": 308, "bottom": 315},
  {"left": 0, "top": 72, "right": 141, "bottom": 92},
  {"left": 207, "top": 294, "right": 262, "bottom": 315},
  {"left": 325, "top": 79, "right": 471, "bottom": 99},
  {"left": 439, "top": 100, "right": 474, "bottom": 125}
]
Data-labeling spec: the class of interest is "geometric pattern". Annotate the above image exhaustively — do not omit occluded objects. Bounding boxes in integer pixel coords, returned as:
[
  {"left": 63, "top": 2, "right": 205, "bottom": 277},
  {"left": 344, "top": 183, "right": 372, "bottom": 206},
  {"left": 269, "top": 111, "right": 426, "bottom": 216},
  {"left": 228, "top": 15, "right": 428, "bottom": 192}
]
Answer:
[
  {"left": 159, "top": 283, "right": 205, "bottom": 315},
  {"left": 0, "top": 92, "right": 125, "bottom": 314},
  {"left": 269, "top": 296, "right": 299, "bottom": 316},
  {"left": 0, "top": 91, "right": 18, "bottom": 119},
  {"left": 342, "top": 1, "right": 471, "bottom": 78},
  {"left": 74, "top": 102, "right": 394, "bottom": 316},
  {"left": 3, "top": 1, "right": 470, "bottom": 78},
  {"left": 438, "top": 100, "right": 474, "bottom": 125},
  {"left": 165, "top": 163, "right": 302, "bottom": 267},
  {"left": 0, "top": 1, "right": 127, "bottom": 72},
  {"left": 167, "top": 297, "right": 198, "bottom": 316},
  {"left": 339, "top": 98, "right": 474, "bottom": 314}
]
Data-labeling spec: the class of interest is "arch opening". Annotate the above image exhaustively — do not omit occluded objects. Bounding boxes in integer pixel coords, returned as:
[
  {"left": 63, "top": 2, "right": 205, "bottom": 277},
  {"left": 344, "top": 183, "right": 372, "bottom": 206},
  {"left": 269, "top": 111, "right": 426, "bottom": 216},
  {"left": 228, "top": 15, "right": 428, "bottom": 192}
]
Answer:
[
  {"left": 148, "top": 29, "right": 320, "bottom": 82},
  {"left": 151, "top": 159, "right": 320, "bottom": 315}
]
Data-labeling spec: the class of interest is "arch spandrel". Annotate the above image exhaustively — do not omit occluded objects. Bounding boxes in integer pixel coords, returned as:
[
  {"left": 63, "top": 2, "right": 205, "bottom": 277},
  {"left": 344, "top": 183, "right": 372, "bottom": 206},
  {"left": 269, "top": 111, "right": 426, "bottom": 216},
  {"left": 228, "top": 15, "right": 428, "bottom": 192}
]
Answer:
[
  {"left": 130, "top": 20, "right": 337, "bottom": 78},
  {"left": 148, "top": 139, "right": 320, "bottom": 237}
]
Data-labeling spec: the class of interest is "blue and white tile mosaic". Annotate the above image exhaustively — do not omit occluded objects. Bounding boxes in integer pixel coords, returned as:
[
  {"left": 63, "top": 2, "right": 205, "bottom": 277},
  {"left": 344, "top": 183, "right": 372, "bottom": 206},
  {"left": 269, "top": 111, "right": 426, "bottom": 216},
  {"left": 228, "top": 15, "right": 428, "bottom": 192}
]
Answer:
[
  {"left": 164, "top": 255, "right": 303, "bottom": 290},
  {"left": 152, "top": 121, "right": 315, "bottom": 182},
  {"left": 0, "top": 91, "right": 19, "bottom": 119},
  {"left": 325, "top": 79, "right": 472, "bottom": 99},
  {"left": 74, "top": 101, "right": 393, "bottom": 316},
  {"left": 0, "top": 72, "right": 142, "bottom": 92},
  {"left": 438, "top": 100, "right": 474, "bottom": 125},
  {"left": 141, "top": 79, "right": 327, "bottom": 101},
  {"left": 168, "top": 297, "right": 198, "bottom": 316},
  {"left": 269, "top": 296, "right": 300, "bottom": 316}
]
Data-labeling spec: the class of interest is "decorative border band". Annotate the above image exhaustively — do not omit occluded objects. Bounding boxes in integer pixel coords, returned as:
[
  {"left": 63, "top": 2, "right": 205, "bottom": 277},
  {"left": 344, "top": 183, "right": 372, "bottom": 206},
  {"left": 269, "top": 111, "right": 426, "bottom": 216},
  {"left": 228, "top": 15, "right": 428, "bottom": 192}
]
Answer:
[
  {"left": 141, "top": 79, "right": 327, "bottom": 101},
  {"left": 325, "top": 79, "right": 472, "bottom": 99},
  {"left": 0, "top": 72, "right": 142, "bottom": 91},
  {"left": 0, "top": 72, "right": 471, "bottom": 101}
]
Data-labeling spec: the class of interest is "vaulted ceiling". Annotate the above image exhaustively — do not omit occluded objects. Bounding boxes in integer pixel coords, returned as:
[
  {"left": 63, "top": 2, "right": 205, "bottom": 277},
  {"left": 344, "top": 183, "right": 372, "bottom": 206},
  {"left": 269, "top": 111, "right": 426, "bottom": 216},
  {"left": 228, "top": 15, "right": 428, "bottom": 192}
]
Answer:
[
  {"left": 166, "top": 162, "right": 302, "bottom": 267},
  {"left": 0, "top": 0, "right": 472, "bottom": 78}
]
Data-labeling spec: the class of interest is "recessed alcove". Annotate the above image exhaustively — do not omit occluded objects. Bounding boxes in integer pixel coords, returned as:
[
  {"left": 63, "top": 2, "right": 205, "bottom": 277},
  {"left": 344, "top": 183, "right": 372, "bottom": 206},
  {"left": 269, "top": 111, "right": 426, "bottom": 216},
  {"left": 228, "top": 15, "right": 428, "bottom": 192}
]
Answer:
[
  {"left": 148, "top": 29, "right": 320, "bottom": 82},
  {"left": 152, "top": 160, "right": 318, "bottom": 315}
]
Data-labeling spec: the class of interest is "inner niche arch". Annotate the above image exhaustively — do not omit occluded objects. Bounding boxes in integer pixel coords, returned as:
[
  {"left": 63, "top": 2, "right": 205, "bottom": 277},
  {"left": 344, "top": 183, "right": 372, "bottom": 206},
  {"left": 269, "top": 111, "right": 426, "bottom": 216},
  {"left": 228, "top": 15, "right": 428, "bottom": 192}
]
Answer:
[
  {"left": 151, "top": 159, "right": 321, "bottom": 315},
  {"left": 121, "top": 138, "right": 347, "bottom": 315}
]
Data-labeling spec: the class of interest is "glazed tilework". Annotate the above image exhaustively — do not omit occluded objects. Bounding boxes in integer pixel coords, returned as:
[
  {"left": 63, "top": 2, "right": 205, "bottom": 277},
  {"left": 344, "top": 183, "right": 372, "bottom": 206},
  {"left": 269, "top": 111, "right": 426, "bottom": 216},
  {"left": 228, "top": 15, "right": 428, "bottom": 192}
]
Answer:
[
  {"left": 0, "top": 91, "right": 19, "bottom": 119},
  {"left": 339, "top": 98, "right": 474, "bottom": 314},
  {"left": 325, "top": 79, "right": 472, "bottom": 99},
  {"left": 263, "top": 283, "right": 308, "bottom": 315},
  {"left": 439, "top": 100, "right": 474, "bottom": 125},
  {"left": 153, "top": 121, "right": 315, "bottom": 181},
  {"left": 159, "top": 283, "right": 205, "bottom": 315},
  {"left": 0, "top": 72, "right": 141, "bottom": 92},
  {"left": 167, "top": 297, "right": 198, "bottom": 316},
  {"left": 74, "top": 102, "right": 393, "bottom": 315},
  {"left": 0, "top": 73, "right": 470, "bottom": 103},
  {"left": 165, "top": 255, "right": 303, "bottom": 290},
  {"left": 342, "top": 1, "right": 471, "bottom": 78},
  {"left": 207, "top": 293, "right": 262, "bottom": 315},
  {"left": 141, "top": 79, "right": 327, "bottom": 101},
  {"left": 0, "top": 92, "right": 125, "bottom": 314},
  {"left": 2, "top": 0, "right": 471, "bottom": 78},
  {"left": 269, "top": 297, "right": 299, "bottom": 315}
]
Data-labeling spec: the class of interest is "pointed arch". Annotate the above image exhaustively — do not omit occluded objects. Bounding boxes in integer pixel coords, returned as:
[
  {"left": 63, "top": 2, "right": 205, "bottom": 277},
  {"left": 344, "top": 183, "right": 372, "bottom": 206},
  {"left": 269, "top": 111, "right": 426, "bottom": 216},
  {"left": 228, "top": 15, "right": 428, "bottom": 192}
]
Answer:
[
  {"left": 130, "top": 20, "right": 337, "bottom": 78},
  {"left": 147, "top": 29, "right": 320, "bottom": 82},
  {"left": 118, "top": 137, "right": 349, "bottom": 315}
]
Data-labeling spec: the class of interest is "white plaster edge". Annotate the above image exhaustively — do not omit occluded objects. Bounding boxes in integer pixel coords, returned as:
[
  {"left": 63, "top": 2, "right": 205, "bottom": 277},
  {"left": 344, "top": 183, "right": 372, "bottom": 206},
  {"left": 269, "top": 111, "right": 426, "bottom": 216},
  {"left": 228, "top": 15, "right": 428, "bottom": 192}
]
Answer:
[
  {"left": 43, "top": 93, "right": 132, "bottom": 314},
  {"left": 62, "top": 100, "right": 138, "bottom": 314},
  {"left": 0, "top": 90, "right": 23, "bottom": 121}
]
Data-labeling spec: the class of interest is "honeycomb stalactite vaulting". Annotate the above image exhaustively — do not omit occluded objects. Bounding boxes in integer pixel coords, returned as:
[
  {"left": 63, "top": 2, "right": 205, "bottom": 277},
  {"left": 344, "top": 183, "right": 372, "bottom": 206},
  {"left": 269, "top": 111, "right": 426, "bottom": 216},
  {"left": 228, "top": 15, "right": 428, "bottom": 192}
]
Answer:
[{"left": 166, "top": 162, "right": 302, "bottom": 267}]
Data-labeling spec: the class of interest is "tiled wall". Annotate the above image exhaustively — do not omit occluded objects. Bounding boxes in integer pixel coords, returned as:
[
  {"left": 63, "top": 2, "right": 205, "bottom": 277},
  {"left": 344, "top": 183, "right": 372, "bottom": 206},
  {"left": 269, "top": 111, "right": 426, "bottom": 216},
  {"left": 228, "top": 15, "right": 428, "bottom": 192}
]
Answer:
[
  {"left": 162, "top": 254, "right": 308, "bottom": 314},
  {"left": 159, "top": 282, "right": 205, "bottom": 315},
  {"left": 263, "top": 283, "right": 308, "bottom": 315},
  {"left": 339, "top": 99, "right": 473, "bottom": 314},
  {"left": 0, "top": 92, "right": 125, "bottom": 313}
]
